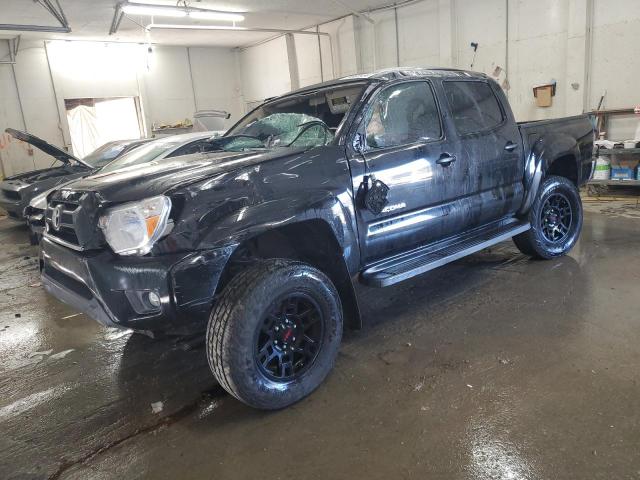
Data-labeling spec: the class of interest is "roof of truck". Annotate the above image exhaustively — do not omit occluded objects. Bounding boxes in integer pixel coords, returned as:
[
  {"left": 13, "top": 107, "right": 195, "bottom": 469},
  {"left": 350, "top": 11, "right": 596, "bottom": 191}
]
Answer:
[{"left": 280, "top": 67, "right": 488, "bottom": 98}]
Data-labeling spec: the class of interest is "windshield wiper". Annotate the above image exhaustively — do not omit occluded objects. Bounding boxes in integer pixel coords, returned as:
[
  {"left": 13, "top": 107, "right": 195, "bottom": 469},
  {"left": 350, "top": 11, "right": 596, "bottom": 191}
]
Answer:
[
  {"left": 285, "top": 120, "right": 332, "bottom": 148},
  {"left": 207, "top": 134, "right": 266, "bottom": 151}
]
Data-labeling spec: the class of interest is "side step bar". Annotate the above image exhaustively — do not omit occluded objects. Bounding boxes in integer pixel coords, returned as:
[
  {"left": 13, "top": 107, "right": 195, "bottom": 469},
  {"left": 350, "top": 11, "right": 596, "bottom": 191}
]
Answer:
[{"left": 361, "top": 221, "right": 531, "bottom": 287}]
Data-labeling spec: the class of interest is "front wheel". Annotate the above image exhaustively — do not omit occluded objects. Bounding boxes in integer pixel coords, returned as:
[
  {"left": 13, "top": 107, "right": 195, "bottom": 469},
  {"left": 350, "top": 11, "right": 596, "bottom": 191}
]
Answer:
[
  {"left": 513, "top": 175, "right": 583, "bottom": 259},
  {"left": 206, "top": 259, "right": 343, "bottom": 410}
]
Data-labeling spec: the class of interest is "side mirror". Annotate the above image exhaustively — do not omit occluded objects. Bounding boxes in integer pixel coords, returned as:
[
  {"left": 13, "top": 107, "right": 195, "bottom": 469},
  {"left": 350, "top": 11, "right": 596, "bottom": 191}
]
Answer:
[
  {"left": 352, "top": 132, "right": 365, "bottom": 154},
  {"left": 363, "top": 176, "right": 389, "bottom": 215}
]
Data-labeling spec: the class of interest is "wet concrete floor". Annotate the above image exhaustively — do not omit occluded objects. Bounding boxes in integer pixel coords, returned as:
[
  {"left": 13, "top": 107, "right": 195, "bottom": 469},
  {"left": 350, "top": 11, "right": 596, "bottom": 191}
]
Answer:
[{"left": 1, "top": 203, "right": 639, "bottom": 479}]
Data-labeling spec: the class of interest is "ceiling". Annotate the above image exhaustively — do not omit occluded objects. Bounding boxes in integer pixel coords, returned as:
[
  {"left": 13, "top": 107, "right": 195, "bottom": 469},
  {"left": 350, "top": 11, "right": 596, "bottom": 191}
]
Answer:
[{"left": 1, "top": 0, "right": 395, "bottom": 47}]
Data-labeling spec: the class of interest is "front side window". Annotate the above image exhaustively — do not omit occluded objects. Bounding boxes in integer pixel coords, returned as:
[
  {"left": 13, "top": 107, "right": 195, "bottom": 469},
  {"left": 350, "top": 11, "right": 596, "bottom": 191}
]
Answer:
[
  {"left": 443, "top": 81, "right": 504, "bottom": 135},
  {"left": 364, "top": 81, "right": 441, "bottom": 150}
]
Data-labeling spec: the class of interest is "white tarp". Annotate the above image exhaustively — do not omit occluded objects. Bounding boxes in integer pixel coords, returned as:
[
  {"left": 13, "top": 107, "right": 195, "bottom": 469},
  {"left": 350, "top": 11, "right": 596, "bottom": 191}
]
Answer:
[
  {"left": 66, "top": 105, "right": 100, "bottom": 159},
  {"left": 66, "top": 97, "right": 142, "bottom": 158}
]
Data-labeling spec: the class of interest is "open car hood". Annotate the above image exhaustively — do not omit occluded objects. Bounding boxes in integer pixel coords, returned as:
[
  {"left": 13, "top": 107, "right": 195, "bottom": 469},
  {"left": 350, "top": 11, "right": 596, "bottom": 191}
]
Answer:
[{"left": 5, "top": 128, "right": 92, "bottom": 169}]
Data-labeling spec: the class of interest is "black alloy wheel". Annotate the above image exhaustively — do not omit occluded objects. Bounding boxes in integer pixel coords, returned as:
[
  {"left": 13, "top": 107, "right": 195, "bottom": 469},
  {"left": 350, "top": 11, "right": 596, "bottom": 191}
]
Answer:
[
  {"left": 255, "top": 293, "right": 324, "bottom": 382},
  {"left": 540, "top": 193, "right": 573, "bottom": 243},
  {"left": 513, "top": 175, "right": 583, "bottom": 259}
]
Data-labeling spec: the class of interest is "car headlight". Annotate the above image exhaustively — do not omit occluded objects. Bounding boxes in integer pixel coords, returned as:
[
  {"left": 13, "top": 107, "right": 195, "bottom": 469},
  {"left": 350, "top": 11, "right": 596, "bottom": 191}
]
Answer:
[{"left": 99, "top": 196, "right": 171, "bottom": 256}]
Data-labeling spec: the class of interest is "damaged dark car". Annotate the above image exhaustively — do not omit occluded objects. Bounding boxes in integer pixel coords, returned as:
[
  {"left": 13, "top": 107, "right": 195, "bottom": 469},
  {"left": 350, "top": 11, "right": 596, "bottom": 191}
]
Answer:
[
  {"left": 40, "top": 68, "right": 594, "bottom": 410},
  {"left": 0, "top": 128, "right": 149, "bottom": 222}
]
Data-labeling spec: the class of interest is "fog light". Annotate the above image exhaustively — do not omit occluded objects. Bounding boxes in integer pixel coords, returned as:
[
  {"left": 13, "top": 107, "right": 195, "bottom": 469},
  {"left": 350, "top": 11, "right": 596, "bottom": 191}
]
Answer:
[
  {"left": 125, "top": 290, "right": 162, "bottom": 315},
  {"left": 147, "top": 291, "right": 161, "bottom": 308}
]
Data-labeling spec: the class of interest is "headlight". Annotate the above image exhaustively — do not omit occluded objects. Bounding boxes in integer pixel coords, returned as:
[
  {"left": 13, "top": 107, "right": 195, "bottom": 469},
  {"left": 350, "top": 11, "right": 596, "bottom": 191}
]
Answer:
[{"left": 99, "top": 196, "right": 171, "bottom": 256}]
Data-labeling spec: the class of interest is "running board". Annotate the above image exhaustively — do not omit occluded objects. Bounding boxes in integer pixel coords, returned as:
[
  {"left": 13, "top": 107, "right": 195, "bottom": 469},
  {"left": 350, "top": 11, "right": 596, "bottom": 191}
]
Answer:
[{"left": 360, "top": 221, "right": 531, "bottom": 287}]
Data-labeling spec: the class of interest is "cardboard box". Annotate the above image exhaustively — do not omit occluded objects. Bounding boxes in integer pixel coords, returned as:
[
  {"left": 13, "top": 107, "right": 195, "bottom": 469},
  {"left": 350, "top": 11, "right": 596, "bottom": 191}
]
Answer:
[{"left": 533, "top": 83, "right": 556, "bottom": 108}]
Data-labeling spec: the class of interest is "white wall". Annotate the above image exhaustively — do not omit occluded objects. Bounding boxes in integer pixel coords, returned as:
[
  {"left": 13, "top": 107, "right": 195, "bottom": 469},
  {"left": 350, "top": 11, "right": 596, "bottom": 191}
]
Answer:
[
  {"left": 188, "top": 47, "right": 243, "bottom": 121},
  {"left": 245, "top": 0, "right": 638, "bottom": 137},
  {"left": 590, "top": 0, "right": 640, "bottom": 139},
  {"left": 0, "top": 39, "right": 63, "bottom": 177},
  {"left": 143, "top": 46, "right": 197, "bottom": 128},
  {"left": 397, "top": 1, "right": 440, "bottom": 68},
  {"left": 236, "top": 16, "right": 359, "bottom": 109},
  {"left": 0, "top": 40, "right": 241, "bottom": 177},
  {"left": 507, "top": 0, "right": 571, "bottom": 121},
  {"left": 239, "top": 36, "right": 291, "bottom": 105},
  {"left": 294, "top": 32, "right": 323, "bottom": 88}
]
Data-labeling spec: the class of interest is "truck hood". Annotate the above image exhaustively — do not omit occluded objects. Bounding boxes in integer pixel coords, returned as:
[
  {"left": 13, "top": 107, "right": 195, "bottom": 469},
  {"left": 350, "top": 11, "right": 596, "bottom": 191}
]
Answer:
[
  {"left": 30, "top": 178, "right": 78, "bottom": 211},
  {"left": 63, "top": 148, "right": 307, "bottom": 204},
  {"left": 5, "top": 128, "right": 92, "bottom": 169},
  {"left": 3, "top": 164, "right": 87, "bottom": 184}
]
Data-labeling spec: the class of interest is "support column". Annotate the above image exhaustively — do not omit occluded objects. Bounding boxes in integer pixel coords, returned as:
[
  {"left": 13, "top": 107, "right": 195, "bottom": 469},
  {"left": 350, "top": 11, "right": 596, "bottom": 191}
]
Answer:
[
  {"left": 565, "top": 0, "right": 593, "bottom": 115},
  {"left": 285, "top": 33, "right": 300, "bottom": 91},
  {"left": 438, "top": 0, "right": 456, "bottom": 68}
]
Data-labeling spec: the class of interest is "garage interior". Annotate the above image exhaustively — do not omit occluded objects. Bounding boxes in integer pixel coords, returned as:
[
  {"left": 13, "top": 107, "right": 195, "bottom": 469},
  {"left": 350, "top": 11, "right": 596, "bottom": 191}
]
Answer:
[{"left": 1, "top": 1, "right": 640, "bottom": 479}]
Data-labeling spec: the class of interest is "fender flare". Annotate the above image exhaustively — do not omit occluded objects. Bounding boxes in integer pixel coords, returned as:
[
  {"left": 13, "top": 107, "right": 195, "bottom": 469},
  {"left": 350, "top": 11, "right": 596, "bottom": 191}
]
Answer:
[
  {"left": 518, "top": 137, "right": 580, "bottom": 216},
  {"left": 198, "top": 194, "right": 363, "bottom": 329},
  {"left": 518, "top": 138, "right": 545, "bottom": 216}
]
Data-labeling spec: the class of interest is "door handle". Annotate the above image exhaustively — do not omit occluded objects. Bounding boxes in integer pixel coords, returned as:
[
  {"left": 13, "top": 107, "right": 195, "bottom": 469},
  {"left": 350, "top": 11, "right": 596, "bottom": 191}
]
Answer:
[
  {"left": 436, "top": 153, "right": 456, "bottom": 166},
  {"left": 504, "top": 142, "right": 518, "bottom": 152}
]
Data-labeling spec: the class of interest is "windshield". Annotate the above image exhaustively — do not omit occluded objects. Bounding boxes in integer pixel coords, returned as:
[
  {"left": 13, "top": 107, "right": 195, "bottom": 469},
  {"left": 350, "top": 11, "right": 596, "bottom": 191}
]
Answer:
[
  {"left": 82, "top": 142, "right": 134, "bottom": 168},
  {"left": 221, "top": 83, "right": 367, "bottom": 152},
  {"left": 98, "top": 138, "right": 184, "bottom": 173}
]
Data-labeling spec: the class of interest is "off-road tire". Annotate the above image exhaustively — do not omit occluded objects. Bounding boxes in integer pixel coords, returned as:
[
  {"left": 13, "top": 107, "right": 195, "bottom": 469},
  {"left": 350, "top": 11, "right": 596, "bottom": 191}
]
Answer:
[
  {"left": 513, "top": 175, "right": 583, "bottom": 259},
  {"left": 206, "top": 259, "right": 343, "bottom": 410}
]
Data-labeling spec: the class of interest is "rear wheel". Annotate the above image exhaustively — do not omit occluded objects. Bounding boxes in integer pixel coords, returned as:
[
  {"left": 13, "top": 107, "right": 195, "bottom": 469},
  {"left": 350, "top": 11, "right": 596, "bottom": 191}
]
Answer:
[
  {"left": 513, "top": 175, "right": 583, "bottom": 259},
  {"left": 206, "top": 259, "right": 343, "bottom": 410}
]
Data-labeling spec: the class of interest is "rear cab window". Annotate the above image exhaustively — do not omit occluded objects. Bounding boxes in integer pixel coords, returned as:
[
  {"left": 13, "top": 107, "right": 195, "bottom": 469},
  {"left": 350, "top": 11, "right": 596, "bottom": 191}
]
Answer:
[{"left": 443, "top": 81, "right": 504, "bottom": 135}]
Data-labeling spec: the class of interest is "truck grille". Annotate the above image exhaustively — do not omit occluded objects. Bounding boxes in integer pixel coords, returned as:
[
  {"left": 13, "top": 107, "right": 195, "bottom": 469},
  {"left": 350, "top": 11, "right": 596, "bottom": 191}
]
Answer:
[
  {"left": 45, "top": 194, "right": 82, "bottom": 249},
  {"left": 45, "top": 189, "right": 108, "bottom": 251},
  {"left": 2, "top": 189, "right": 20, "bottom": 201}
]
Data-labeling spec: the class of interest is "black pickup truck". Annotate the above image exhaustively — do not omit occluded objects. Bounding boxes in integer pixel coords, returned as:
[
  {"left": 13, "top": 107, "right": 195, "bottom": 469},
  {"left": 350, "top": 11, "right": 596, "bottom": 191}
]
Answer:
[{"left": 40, "top": 68, "right": 594, "bottom": 409}]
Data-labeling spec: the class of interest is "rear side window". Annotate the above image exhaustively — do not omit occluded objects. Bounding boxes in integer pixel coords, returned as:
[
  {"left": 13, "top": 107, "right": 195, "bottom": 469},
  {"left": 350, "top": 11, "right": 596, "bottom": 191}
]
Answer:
[
  {"left": 443, "top": 81, "right": 504, "bottom": 135},
  {"left": 364, "top": 81, "right": 441, "bottom": 150}
]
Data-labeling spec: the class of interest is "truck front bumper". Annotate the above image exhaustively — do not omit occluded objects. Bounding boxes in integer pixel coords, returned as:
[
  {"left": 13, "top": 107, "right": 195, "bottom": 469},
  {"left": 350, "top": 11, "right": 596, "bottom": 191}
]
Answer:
[{"left": 41, "top": 236, "right": 235, "bottom": 333}]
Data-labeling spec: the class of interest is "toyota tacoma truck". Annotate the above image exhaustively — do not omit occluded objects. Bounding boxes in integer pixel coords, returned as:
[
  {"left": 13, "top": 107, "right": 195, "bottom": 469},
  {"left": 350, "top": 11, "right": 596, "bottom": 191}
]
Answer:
[{"left": 40, "top": 68, "right": 594, "bottom": 409}]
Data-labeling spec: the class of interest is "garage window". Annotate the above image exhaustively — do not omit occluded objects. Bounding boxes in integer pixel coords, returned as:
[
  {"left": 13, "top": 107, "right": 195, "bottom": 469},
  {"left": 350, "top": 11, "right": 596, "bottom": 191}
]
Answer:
[{"left": 443, "top": 81, "right": 504, "bottom": 135}]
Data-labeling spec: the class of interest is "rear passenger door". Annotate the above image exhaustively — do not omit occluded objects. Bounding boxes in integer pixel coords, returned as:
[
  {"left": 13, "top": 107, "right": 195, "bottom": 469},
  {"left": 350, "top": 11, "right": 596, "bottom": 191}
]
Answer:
[{"left": 441, "top": 80, "right": 524, "bottom": 227}]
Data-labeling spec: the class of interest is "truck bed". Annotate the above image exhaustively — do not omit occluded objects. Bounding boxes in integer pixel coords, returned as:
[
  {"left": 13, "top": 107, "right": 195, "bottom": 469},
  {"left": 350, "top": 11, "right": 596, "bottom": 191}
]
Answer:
[{"left": 518, "top": 114, "right": 595, "bottom": 186}]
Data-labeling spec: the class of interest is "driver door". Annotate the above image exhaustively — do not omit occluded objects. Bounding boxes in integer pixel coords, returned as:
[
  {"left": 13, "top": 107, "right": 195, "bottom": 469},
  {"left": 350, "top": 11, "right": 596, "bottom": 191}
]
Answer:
[{"left": 351, "top": 80, "right": 466, "bottom": 264}]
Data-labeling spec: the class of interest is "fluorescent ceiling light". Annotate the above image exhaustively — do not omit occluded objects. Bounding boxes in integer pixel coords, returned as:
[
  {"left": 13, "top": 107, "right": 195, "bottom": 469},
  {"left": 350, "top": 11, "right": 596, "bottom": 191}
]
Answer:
[
  {"left": 148, "top": 23, "right": 247, "bottom": 31},
  {"left": 122, "top": 3, "right": 244, "bottom": 22},
  {"left": 188, "top": 11, "right": 244, "bottom": 22},
  {"left": 122, "top": 5, "right": 187, "bottom": 18}
]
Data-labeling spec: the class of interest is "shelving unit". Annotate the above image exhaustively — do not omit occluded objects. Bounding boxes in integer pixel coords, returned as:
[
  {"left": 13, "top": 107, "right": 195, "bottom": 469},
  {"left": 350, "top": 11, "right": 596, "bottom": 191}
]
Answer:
[
  {"left": 596, "top": 148, "right": 640, "bottom": 156},
  {"left": 590, "top": 107, "right": 637, "bottom": 137},
  {"left": 591, "top": 148, "right": 640, "bottom": 186},
  {"left": 588, "top": 179, "right": 640, "bottom": 186}
]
